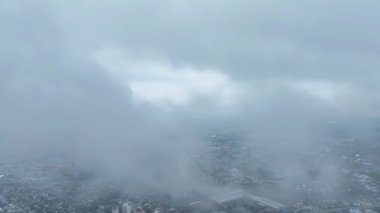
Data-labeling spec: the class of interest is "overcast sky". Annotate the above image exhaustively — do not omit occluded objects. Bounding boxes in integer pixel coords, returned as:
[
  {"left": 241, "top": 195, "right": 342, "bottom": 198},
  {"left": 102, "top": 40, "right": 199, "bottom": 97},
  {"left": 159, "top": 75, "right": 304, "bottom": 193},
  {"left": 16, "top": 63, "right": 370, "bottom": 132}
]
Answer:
[
  {"left": 62, "top": 0, "right": 380, "bottom": 113},
  {"left": 1, "top": 0, "right": 380, "bottom": 192},
  {"left": 2, "top": 0, "right": 380, "bottom": 110}
]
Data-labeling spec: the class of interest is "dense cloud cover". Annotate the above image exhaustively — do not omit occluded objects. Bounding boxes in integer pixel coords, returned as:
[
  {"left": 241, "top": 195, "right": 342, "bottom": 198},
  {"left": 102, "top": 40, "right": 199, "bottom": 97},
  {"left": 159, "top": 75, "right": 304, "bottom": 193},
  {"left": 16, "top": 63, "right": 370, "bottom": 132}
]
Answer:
[{"left": 1, "top": 0, "right": 380, "bottom": 195}]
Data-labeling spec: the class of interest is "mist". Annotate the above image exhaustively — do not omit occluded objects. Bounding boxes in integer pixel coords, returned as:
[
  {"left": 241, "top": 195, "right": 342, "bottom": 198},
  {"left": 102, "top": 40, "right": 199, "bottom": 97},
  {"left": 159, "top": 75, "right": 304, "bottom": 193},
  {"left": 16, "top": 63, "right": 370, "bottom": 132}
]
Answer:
[{"left": 1, "top": 0, "right": 380, "bottom": 212}]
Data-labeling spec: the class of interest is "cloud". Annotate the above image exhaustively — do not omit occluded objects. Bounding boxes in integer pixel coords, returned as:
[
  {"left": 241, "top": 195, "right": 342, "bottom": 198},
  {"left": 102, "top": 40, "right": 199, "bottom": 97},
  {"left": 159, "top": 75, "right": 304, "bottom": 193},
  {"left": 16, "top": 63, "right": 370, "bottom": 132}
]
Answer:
[
  {"left": 54, "top": 0, "right": 380, "bottom": 81},
  {"left": 93, "top": 46, "right": 241, "bottom": 107},
  {"left": 48, "top": 0, "right": 380, "bottom": 115},
  {"left": 1, "top": 0, "right": 380, "bottom": 199}
]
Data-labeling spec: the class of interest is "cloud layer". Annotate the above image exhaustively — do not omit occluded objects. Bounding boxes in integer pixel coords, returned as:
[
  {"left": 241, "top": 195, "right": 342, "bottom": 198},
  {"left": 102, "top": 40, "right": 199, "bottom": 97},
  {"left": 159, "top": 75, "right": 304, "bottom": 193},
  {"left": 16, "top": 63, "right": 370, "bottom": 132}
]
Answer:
[{"left": 1, "top": 0, "right": 380, "bottom": 196}]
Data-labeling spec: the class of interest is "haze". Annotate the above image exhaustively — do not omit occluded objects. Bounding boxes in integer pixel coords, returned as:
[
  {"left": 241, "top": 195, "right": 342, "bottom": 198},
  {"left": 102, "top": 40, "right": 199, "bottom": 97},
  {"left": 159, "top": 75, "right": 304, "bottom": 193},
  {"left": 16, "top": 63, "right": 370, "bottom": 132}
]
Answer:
[{"left": 1, "top": 1, "right": 380, "bottom": 211}]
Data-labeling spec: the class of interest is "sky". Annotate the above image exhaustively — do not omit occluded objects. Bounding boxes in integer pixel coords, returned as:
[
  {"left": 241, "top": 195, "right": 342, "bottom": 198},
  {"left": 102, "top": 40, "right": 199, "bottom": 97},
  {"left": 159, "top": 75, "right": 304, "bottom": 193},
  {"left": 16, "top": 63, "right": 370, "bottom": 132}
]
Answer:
[
  {"left": 1, "top": 0, "right": 380, "bottom": 194},
  {"left": 55, "top": 0, "right": 380, "bottom": 113}
]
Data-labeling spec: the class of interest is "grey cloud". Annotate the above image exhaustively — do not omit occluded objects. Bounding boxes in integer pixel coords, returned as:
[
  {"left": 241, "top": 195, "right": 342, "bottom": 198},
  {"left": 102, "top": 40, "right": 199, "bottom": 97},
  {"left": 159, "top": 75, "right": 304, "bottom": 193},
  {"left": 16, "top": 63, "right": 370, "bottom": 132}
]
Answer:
[
  {"left": 1, "top": 0, "right": 380, "bottom": 203},
  {"left": 53, "top": 1, "right": 380, "bottom": 82},
  {"left": 0, "top": 1, "right": 210, "bottom": 194}
]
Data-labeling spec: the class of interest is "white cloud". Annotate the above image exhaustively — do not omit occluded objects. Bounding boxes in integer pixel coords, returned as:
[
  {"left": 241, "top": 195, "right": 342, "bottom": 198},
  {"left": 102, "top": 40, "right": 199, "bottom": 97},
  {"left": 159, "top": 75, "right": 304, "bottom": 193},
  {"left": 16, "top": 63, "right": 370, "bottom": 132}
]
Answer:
[
  {"left": 93, "top": 46, "right": 241, "bottom": 107},
  {"left": 292, "top": 80, "right": 349, "bottom": 105}
]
